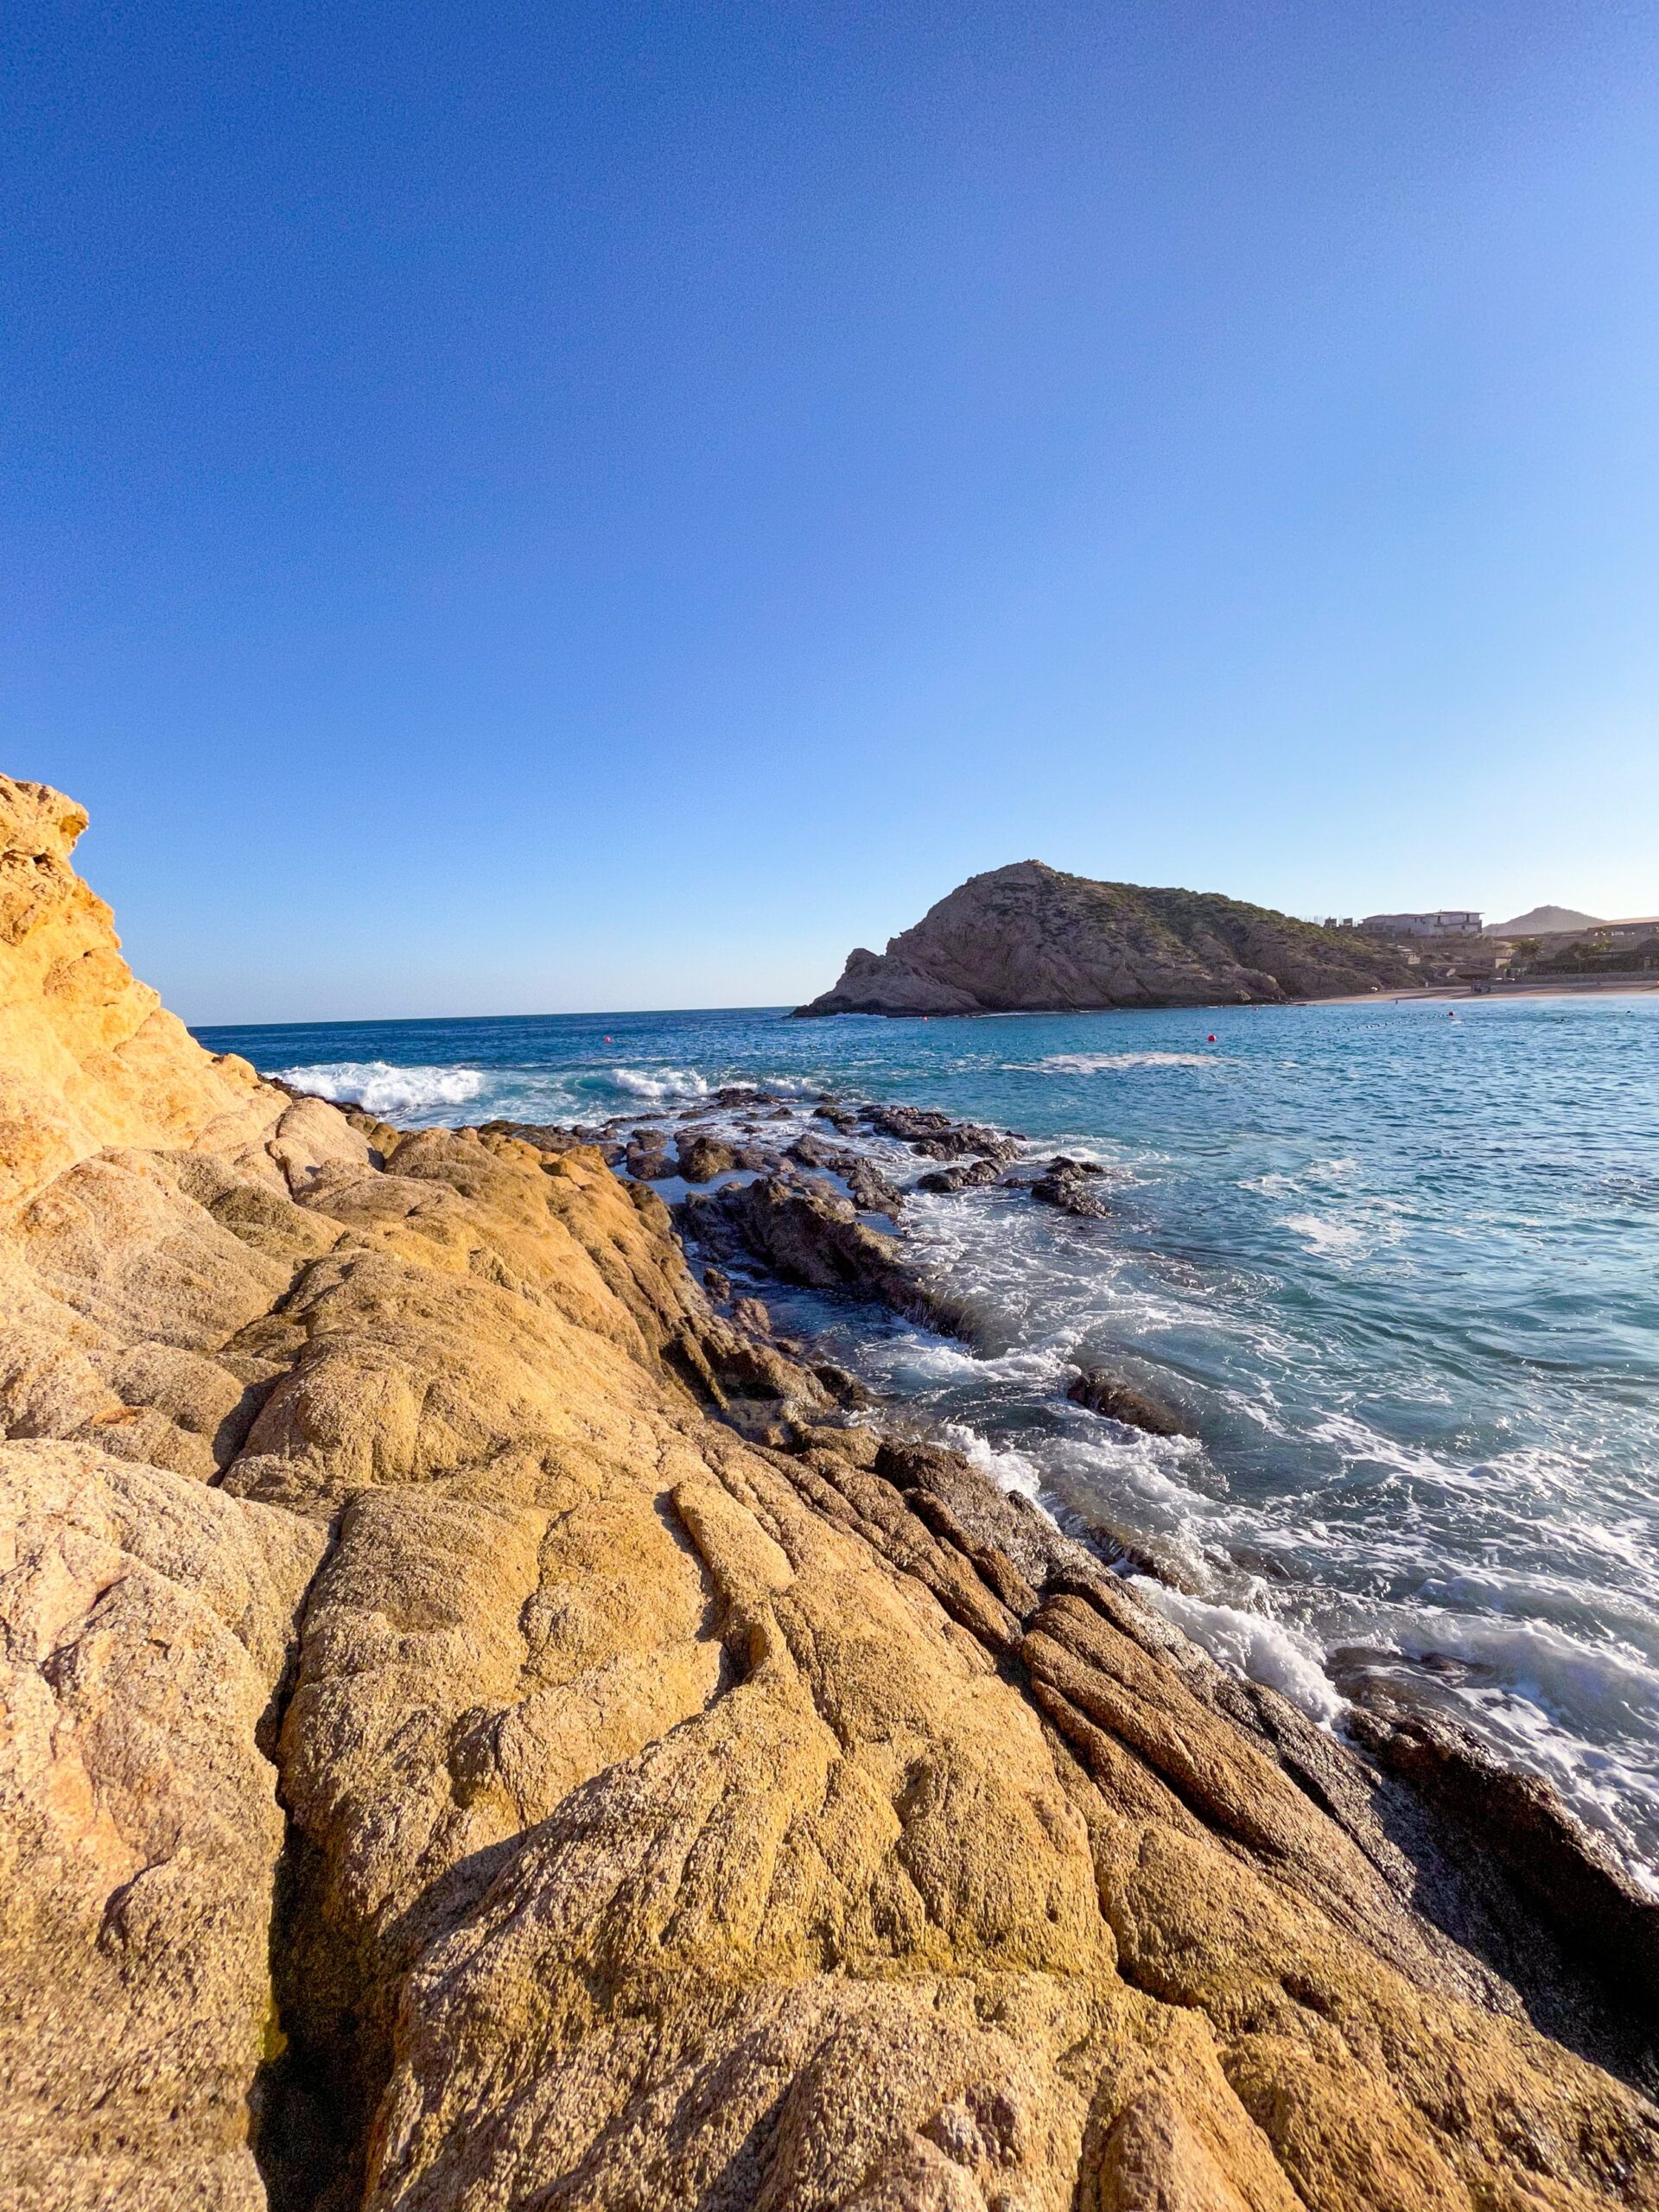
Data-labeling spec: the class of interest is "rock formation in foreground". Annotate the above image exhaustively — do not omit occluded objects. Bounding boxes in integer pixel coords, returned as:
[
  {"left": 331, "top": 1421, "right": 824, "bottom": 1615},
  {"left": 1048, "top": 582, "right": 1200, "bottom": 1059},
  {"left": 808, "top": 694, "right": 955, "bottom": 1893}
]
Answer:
[
  {"left": 2, "top": 774, "right": 1656, "bottom": 2211},
  {"left": 795, "top": 861, "right": 1421, "bottom": 1014}
]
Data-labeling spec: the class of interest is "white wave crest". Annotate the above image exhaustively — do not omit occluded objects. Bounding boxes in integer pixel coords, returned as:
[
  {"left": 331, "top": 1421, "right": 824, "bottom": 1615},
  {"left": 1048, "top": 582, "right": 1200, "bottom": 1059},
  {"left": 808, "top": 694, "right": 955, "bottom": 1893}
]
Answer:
[
  {"left": 1133, "top": 1578, "right": 1345, "bottom": 1725},
  {"left": 938, "top": 1421, "right": 1046, "bottom": 1503},
  {"left": 610, "top": 1066, "right": 712, "bottom": 1102},
  {"left": 1035, "top": 1052, "right": 1217, "bottom": 1072},
  {"left": 278, "top": 1061, "right": 486, "bottom": 1117}
]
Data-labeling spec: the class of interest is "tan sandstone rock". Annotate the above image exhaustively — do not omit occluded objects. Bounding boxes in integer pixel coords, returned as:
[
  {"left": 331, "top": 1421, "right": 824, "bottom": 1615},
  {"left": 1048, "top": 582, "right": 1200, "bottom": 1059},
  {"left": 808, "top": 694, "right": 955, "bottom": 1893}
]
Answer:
[{"left": 1, "top": 773, "right": 1655, "bottom": 2212}]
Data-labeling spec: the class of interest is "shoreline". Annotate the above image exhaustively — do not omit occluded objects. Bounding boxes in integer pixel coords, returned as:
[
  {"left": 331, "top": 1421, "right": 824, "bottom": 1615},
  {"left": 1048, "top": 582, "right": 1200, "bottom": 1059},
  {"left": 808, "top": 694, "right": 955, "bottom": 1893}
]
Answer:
[
  {"left": 8, "top": 772, "right": 1659, "bottom": 2204},
  {"left": 1319, "top": 977, "right": 1659, "bottom": 1006},
  {"left": 467, "top": 1075, "right": 1659, "bottom": 1900}
]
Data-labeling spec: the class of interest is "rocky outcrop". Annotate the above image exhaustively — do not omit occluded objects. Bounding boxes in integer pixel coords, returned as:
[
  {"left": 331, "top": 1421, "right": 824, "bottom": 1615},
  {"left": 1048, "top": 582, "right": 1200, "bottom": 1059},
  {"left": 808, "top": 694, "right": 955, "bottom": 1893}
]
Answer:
[
  {"left": 3, "top": 776, "right": 1657, "bottom": 2212},
  {"left": 797, "top": 860, "right": 1421, "bottom": 1014},
  {"left": 1032, "top": 1156, "right": 1113, "bottom": 1218},
  {"left": 864, "top": 1101, "right": 1021, "bottom": 1161},
  {"left": 917, "top": 1157, "right": 1004, "bottom": 1194},
  {"left": 682, "top": 1173, "right": 968, "bottom": 1333},
  {"left": 846, "top": 1156, "right": 906, "bottom": 1217},
  {"left": 674, "top": 1129, "right": 737, "bottom": 1182}
]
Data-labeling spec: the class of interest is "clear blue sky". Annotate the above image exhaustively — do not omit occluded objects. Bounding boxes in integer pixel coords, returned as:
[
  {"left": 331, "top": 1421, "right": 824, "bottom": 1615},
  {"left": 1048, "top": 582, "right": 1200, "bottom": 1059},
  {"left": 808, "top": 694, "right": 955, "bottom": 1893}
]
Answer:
[{"left": 4, "top": 2, "right": 1657, "bottom": 1020}]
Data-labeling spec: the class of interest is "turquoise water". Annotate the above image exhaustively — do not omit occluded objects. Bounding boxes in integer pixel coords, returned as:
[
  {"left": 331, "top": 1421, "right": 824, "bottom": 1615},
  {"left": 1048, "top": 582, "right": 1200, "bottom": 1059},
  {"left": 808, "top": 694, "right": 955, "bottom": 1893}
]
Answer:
[{"left": 198, "top": 993, "right": 1659, "bottom": 1878}]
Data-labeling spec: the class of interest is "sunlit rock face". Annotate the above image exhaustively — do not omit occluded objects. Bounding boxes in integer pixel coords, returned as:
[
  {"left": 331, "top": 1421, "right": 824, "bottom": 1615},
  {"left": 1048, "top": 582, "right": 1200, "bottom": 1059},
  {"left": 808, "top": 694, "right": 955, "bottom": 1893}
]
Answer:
[
  {"left": 796, "top": 859, "right": 1420, "bottom": 1014},
  {"left": 1, "top": 775, "right": 1655, "bottom": 2212}
]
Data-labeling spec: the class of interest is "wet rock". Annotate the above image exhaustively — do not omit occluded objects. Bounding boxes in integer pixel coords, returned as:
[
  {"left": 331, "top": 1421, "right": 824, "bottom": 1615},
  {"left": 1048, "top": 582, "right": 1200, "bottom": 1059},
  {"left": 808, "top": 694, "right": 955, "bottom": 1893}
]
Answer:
[
  {"left": 1065, "top": 1370, "right": 1186, "bottom": 1436},
  {"left": 1349, "top": 1696, "right": 1659, "bottom": 2020},
  {"left": 625, "top": 1135, "right": 674, "bottom": 1179},
  {"left": 731, "top": 1295, "right": 772, "bottom": 1338},
  {"left": 1032, "top": 1159, "right": 1111, "bottom": 1218},
  {"left": 917, "top": 1158, "right": 1005, "bottom": 1195},
  {"left": 789, "top": 1131, "right": 859, "bottom": 1174},
  {"left": 675, "top": 1131, "right": 737, "bottom": 1183},
  {"left": 702, "top": 1266, "right": 732, "bottom": 1303},
  {"left": 864, "top": 1103, "right": 1020, "bottom": 1162},
  {"left": 683, "top": 1176, "right": 964, "bottom": 1332},
  {"left": 811, "top": 1360, "right": 874, "bottom": 1408},
  {"left": 847, "top": 1159, "right": 906, "bottom": 1217},
  {"left": 814, "top": 1103, "right": 861, "bottom": 1133}
]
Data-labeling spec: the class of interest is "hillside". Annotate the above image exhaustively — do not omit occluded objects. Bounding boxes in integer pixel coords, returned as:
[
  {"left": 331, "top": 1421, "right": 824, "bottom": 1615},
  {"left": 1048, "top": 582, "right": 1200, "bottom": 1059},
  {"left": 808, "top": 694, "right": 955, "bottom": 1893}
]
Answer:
[
  {"left": 1486, "top": 905, "right": 1605, "bottom": 937},
  {"left": 796, "top": 860, "right": 1421, "bottom": 1015}
]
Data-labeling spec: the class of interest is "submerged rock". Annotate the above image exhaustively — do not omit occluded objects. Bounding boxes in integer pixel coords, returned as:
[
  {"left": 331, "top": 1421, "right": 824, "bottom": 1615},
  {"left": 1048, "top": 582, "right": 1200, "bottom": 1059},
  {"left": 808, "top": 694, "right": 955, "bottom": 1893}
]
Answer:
[
  {"left": 863, "top": 1101, "right": 1020, "bottom": 1161},
  {"left": 1066, "top": 1369, "right": 1187, "bottom": 1436},
  {"left": 787, "top": 1130, "right": 859, "bottom": 1174},
  {"left": 683, "top": 1173, "right": 963, "bottom": 1332},
  {"left": 625, "top": 1134, "right": 674, "bottom": 1179}
]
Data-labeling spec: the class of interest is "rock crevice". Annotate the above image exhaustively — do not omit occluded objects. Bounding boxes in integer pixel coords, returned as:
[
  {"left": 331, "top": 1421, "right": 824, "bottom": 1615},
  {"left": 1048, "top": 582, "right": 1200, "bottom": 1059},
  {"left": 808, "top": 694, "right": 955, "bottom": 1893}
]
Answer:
[{"left": 2, "top": 775, "right": 1656, "bottom": 2212}]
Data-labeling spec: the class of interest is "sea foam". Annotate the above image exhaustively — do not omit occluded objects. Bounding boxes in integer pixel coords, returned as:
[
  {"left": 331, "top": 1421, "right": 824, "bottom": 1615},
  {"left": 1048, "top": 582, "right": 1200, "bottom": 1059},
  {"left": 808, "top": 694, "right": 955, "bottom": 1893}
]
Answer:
[
  {"left": 1134, "top": 1579, "right": 1345, "bottom": 1725},
  {"left": 1033, "top": 1052, "right": 1217, "bottom": 1072},
  {"left": 278, "top": 1061, "right": 486, "bottom": 1117},
  {"left": 610, "top": 1066, "right": 712, "bottom": 1102}
]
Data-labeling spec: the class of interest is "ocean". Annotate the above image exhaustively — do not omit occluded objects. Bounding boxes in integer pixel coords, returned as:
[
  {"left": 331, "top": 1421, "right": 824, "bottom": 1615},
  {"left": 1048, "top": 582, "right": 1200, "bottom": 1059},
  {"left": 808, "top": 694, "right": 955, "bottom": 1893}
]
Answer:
[{"left": 197, "top": 992, "right": 1659, "bottom": 1883}]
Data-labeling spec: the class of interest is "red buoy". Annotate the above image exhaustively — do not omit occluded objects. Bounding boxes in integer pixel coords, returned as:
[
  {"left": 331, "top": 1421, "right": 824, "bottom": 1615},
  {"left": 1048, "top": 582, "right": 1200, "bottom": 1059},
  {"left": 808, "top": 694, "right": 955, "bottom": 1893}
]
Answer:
[{"left": 1207, "top": 1033, "right": 1217, "bottom": 1043}]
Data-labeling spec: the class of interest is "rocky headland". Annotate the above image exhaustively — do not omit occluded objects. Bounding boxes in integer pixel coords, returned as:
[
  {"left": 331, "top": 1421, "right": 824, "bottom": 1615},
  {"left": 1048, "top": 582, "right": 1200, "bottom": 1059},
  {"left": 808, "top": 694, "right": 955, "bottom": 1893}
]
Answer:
[
  {"left": 795, "top": 861, "right": 1421, "bottom": 1015},
  {"left": 3, "top": 774, "right": 1657, "bottom": 2212}
]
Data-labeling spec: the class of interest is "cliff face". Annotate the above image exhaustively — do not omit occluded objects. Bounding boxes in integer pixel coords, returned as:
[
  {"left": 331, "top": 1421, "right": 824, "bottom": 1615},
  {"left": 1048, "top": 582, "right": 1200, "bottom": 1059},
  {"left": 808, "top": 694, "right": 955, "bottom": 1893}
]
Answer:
[
  {"left": 2, "top": 778, "right": 1656, "bottom": 2212},
  {"left": 796, "top": 861, "right": 1419, "bottom": 1014}
]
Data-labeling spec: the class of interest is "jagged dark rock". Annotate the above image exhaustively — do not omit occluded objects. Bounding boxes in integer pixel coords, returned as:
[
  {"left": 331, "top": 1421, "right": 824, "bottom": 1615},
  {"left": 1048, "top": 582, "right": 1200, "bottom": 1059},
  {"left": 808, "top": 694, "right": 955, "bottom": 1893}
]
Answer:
[
  {"left": 862, "top": 1102, "right": 1021, "bottom": 1161},
  {"left": 1349, "top": 1697, "right": 1659, "bottom": 2025},
  {"left": 917, "top": 1157, "right": 1005, "bottom": 1194},
  {"left": 1033, "top": 1159, "right": 1112, "bottom": 1217},
  {"left": 674, "top": 1130, "right": 737, "bottom": 1182},
  {"left": 796, "top": 860, "right": 1421, "bottom": 1014},
  {"left": 681, "top": 1173, "right": 967, "bottom": 1332},
  {"left": 787, "top": 1131, "right": 859, "bottom": 1174},
  {"left": 846, "top": 1158, "right": 906, "bottom": 1217},
  {"left": 625, "top": 1134, "right": 674, "bottom": 1179}
]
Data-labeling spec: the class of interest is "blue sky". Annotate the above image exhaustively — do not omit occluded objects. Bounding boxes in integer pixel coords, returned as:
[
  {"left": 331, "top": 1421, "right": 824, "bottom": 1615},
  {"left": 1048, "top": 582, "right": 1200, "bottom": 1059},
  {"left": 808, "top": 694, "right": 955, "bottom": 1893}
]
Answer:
[{"left": 4, "top": 1, "right": 1657, "bottom": 1020}]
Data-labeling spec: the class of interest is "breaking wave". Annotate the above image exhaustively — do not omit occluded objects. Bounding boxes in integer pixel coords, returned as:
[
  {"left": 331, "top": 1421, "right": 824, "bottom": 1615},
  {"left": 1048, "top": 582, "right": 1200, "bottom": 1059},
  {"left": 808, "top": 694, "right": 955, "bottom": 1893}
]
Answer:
[
  {"left": 1133, "top": 1580, "right": 1346, "bottom": 1726},
  {"left": 610, "top": 1066, "right": 713, "bottom": 1102},
  {"left": 278, "top": 1061, "right": 487, "bottom": 1117}
]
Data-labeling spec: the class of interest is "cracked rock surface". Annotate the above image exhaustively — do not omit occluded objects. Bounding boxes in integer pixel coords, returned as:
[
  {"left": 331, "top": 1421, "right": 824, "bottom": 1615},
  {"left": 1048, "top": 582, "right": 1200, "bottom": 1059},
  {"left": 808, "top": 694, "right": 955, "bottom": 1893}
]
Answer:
[{"left": 2, "top": 774, "right": 1656, "bottom": 2212}]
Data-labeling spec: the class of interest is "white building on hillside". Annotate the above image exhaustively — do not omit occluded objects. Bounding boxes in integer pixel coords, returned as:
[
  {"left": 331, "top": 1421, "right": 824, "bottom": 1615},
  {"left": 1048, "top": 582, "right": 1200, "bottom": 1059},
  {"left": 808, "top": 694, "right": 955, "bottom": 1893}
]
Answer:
[{"left": 1360, "top": 911, "right": 1483, "bottom": 939}]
